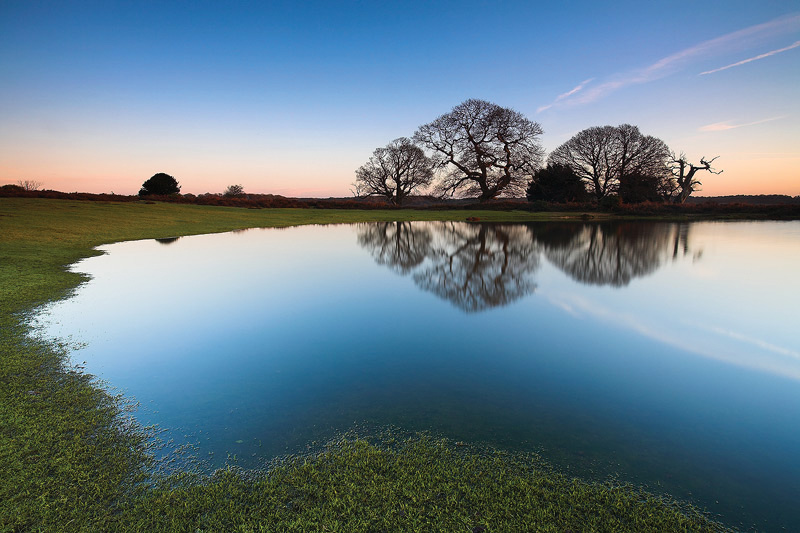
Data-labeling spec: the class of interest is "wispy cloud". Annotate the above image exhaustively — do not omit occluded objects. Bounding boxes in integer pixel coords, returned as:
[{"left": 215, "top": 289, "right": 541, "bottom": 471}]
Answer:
[
  {"left": 537, "top": 78, "right": 594, "bottom": 112},
  {"left": 700, "top": 40, "right": 800, "bottom": 75},
  {"left": 539, "top": 13, "right": 800, "bottom": 109},
  {"left": 699, "top": 115, "right": 788, "bottom": 132}
]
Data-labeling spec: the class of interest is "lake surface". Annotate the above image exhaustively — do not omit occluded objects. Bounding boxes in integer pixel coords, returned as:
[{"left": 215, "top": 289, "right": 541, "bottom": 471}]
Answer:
[{"left": 36, "top": 220, "right": 800, "bottom": 531}]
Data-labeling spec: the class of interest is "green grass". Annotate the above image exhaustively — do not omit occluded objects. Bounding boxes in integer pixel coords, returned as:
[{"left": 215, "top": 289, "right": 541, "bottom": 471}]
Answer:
[
  {"left": 126, "top": 434, "right": 725, "bottom": 533},
  {"left": 1, "top": 198, "right": 730, "bottom": 532}
]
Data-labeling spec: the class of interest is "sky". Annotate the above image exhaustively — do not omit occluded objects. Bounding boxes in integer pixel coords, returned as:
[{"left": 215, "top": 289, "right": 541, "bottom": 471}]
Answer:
[{"left": 1, "top": 1, "right": 798, "bottom": 197}]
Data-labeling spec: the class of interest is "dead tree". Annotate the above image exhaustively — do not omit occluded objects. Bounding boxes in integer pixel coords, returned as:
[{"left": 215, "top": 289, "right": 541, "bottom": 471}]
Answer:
[{"left": 671, "top": 154, "right": 722, "bottom": 204}]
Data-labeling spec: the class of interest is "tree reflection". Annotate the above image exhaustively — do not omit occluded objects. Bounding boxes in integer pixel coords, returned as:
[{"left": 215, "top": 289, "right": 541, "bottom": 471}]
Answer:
[
  {"left": 358, "top": 221, "right": 699, "bottom": 301},
  {"left": 357, "top": 221, "right": 433, "bottom": 274},
  {"left": 671, "top": 222, "right": 701, "bottom": 262},
  {"left": 357, "top": 222, "right": 539, "bottom": 312},
  {"left": 534, "top": 222, "right": 696, "bottom": 286}
]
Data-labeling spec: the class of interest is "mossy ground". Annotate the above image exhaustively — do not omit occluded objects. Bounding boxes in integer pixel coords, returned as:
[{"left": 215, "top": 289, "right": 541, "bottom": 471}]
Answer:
[{"left": 1, "top": 198, "right": 730, "bottom": 531}]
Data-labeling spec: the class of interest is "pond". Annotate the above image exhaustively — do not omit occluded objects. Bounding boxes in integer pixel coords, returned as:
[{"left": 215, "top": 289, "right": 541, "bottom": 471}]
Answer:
[{"left": 36, "top": 220, "right": 800, "bottom": 531}]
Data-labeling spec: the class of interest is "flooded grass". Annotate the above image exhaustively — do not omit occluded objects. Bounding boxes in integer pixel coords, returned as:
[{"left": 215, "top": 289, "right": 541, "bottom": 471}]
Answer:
[
  {"left": 1, "top": 198, "right": 730, "bottom": 531},
  {"left": 128, "top": 432, "right": 728, "bottom": 532}
]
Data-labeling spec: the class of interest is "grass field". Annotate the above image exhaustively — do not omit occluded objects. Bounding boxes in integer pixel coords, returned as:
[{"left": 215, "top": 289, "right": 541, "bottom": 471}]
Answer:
[{"left": 1, "top": 198, "right": 730, "bottom": 531}]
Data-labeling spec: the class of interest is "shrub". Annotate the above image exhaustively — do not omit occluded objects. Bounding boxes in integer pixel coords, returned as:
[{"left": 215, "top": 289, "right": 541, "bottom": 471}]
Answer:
[
  {"left": 139, "top": 173, "right": 180, "bottom": 196},
  {"left": 599, "top": 195, "right": 622, "bottom": 211},
  {"left": 527, "top": 164, "right": 589, "bottom": 203}
]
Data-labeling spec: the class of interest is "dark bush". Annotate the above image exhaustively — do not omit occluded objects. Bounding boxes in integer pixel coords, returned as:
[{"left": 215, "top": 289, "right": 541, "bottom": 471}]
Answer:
[
  {"left": 527, "top": 164, "right": 589, "bottom": 203},
  {"left": 528, "top": 200, "right": 549, "bottom": 212},
  {"left": 599, "top": 195, "right": 622, "bottom": 211},
  {"left": 139, "top": 173, "right": 180, "bottom": 196},
  {"left": 618, "top": 172, "right": 664, "bottom": 204}
]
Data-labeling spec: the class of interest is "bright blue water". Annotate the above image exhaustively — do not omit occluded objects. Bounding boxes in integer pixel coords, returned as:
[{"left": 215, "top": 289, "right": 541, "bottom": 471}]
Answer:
[{"left": 36, "top": 221, "right": 800, "bottom": 531}]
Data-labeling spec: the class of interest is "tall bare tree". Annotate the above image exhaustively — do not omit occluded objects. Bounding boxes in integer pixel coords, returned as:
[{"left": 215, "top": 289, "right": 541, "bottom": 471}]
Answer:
[
  {"left": 414, "top": 99, "right": 544, "bottom": 200},
  {"left": 353, "top": 137, "right": 434, "bottom": 205},
  {"left": 548, "top": 124, "right": 670, "bottom": 200},
  {"left": 670, "top": 154, "right": 722, "bottom": 204},
  {"left": 548, "top": 126, "right": 616, "bottom": 200},
  {"left": 615, "top": 124, "right": 670, "bottom": 180}
]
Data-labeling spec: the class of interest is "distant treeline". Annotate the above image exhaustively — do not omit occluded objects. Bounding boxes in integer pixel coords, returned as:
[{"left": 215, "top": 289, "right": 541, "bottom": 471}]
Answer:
[
  {"left": 687, "top": 194, "right": 800, "bottom": 205},
  {"left": 2, "top": 185, "right": 799, "bottom": 218},
  {"left": 0, "top": 185, "right": 302, "bottom": 208}
]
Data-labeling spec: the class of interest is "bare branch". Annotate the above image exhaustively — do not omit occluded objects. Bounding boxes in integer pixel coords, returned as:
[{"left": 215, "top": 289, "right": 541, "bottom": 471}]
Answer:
[
  {"left": 548, "top": 125, "right": 671, "bottom": 202},
  {"left": 353, "top": 138, "right": 434, "bottom": 205},
  {"left": 414, "top": 99, "right": 544, "bottom": 201},
  {"left": 669, "top": 153, "right": 723, "bottom": 203},
  {"left": 17, "top": 179, "right": 43, "bottom": 191}
]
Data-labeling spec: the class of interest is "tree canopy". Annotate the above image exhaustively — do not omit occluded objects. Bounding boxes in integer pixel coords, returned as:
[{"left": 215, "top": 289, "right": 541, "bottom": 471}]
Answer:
[
  {"left": 139, "top": 173, "right": 180, "bottom": 196},
  {"left": 548, "top": 125, "right": 670, "bottom": 200},
  {"left": 414, "top": 99, "right": 544, "bottom": 201},
  {"left": 353, "top": 138, "right": 434, "bottom": 205}
]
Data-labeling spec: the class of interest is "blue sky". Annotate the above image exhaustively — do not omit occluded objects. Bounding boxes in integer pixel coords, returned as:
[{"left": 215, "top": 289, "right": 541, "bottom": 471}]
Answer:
[{"left": 1, "top": 1, "right": 798, "bottom": 196}]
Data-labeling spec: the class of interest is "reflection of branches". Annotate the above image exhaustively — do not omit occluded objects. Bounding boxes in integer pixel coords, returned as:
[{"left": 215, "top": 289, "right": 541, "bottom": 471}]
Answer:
[
  {"left": 357, "top": 221, "right": 539, "bottom": 312},
  {"left": 360, "top": 221, "right": 700, "bottom": 296},
  {"left": 670, "top": 222, "right": 702, "bottom": 262},
  {"left": 357, "top": 222, "right": 432, "bottom": 274},
  {"left": 536, "top": 222, "right": 678, "bottom": 286},
  {"left": 155, "top": 237, "right": 181, "bottom": 245},
  {"left": 415, "top": 223, "right": 539, "bottom": 312}
]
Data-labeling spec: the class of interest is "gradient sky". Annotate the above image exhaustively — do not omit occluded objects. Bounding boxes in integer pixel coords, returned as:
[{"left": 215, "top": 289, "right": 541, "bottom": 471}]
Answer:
[{"left": 1, "top": 1, "right": 798, "bottom": 197}]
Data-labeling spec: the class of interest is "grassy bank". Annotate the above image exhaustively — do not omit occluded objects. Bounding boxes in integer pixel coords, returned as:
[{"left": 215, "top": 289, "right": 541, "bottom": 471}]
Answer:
[{"left": 1, "top": 198, "right": 729, "bottom": 531}]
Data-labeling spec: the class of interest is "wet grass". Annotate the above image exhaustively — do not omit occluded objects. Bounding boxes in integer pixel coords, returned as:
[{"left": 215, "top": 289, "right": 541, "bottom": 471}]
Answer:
[
  {"left": 127, "top": 433, "right": 727, "bottom": 532},
  {"left": 1, "top": 197, "right": 730, "bottom": 531}
]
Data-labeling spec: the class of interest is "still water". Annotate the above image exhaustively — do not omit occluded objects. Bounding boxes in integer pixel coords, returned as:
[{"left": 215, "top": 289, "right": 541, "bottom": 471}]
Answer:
[{"left": 36, "top": 221, "right": 800, "bottom": 531}]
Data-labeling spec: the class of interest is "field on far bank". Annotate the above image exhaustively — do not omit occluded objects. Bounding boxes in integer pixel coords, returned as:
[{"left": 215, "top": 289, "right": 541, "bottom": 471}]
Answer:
[{"left": 1, "top": 197, "right": 731, "bottom": 531}]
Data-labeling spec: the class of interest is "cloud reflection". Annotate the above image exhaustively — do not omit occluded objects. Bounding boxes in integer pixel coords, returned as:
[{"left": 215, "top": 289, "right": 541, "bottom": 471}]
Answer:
[{"left": 548, "top": 293, "right": 800, "bottom": 382}]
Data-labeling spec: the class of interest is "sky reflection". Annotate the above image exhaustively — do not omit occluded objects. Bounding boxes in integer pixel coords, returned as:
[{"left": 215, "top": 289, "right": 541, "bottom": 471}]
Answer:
[{"left": 33, "top": 220, "right": 800, "bottom": 531}]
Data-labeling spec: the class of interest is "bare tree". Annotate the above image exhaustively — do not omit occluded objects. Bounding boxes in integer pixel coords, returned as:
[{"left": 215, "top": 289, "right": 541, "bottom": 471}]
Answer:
[
  {"left": 17, "top": 179, "right": 43, "bottom": 191},
  {"left": 670, "top": 154, "right": 722, "bottom": 204},
  {"left": 548, "top": 124, "right": 670, "bottom": 200},
  {"left": 353, "top": 137, "right": 434, "bottom": 205},
  {"left": 548, "top": 126, "right": 616, "bottom": 200},
  {"left": 414, "top": 99, "right": 544, "bottom": 201},
  {"left": 615, "top": 125, "right": 670, "bottom": 179}
]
